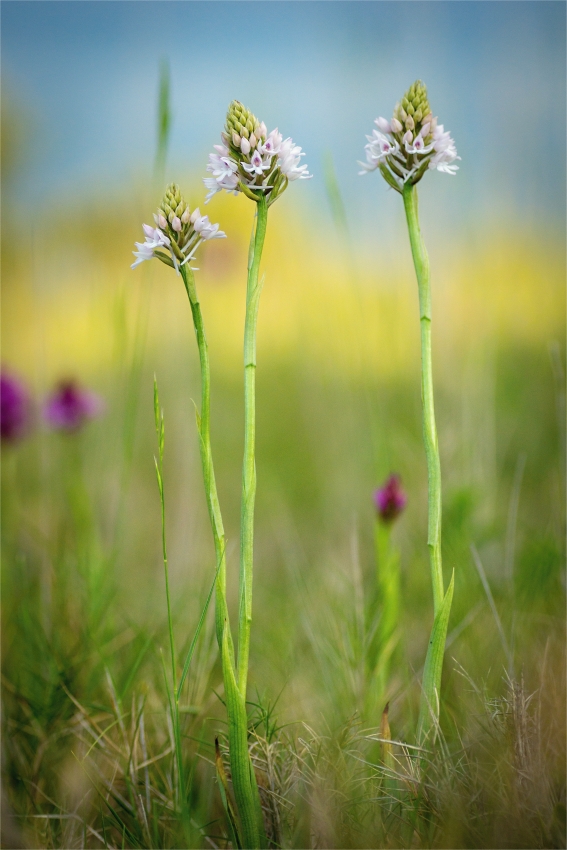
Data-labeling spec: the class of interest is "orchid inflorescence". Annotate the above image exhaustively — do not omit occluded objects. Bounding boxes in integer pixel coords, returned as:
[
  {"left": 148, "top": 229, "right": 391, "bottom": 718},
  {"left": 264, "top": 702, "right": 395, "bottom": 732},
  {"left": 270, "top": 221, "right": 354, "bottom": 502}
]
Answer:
[
  {"left": 43, "top": 380, "right": 104, "bottom": 432},
  {"left": 375, "top": 474, "right": 407, "bottom": 524},
  {"left": 1, "top": 371, "right": 31, "bottom": 442},
  {"left": 204, "top": 100, "right": 311, "bottom": 206},
  {"left": 132, "top": 184, "right": 226, "bottom": 273},
  {"left": 360, "top": 80, "right": 459, "bottom": 192}
]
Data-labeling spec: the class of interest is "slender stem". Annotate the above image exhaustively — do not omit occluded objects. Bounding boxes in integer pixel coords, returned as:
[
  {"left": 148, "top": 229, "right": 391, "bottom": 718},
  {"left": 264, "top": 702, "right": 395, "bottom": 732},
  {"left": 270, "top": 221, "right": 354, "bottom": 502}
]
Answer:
[
  {"left": 161, "top": 482, "right": 177, "bottom": 703},
  {"left": 374, "top": 521, "right": 400, "bottom": 690},
  {"left": 180, "top": 265, "right": 233, "bottom": 659},
  {"left": 402, "top": 184, "right": 444, "bottom": 615},
  {"left": 237, "top": 196, "right": 268, "bottom": 698},
  {"left": 153, "top": 388, "right": 185, "bottom": 808}
]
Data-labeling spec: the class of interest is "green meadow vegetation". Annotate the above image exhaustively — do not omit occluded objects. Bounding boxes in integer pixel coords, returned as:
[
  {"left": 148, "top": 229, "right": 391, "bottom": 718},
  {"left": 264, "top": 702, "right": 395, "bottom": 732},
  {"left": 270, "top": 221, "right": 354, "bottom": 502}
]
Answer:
[{"left": 2, "top": 91, "right": 565, "bottom": 848}]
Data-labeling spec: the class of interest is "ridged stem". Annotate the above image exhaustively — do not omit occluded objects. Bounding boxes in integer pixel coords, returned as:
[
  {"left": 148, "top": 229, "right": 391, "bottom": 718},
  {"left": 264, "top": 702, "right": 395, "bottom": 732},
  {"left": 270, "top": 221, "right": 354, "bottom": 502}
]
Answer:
[
  {"left": 180, "top": 265, "right": 233, "bottom": 659},
  {"left": 237, "top": 196, "right": 268, "bottom": 698},
  {"left": 402, "top": 184, "right": 444, "bottom": 614}
]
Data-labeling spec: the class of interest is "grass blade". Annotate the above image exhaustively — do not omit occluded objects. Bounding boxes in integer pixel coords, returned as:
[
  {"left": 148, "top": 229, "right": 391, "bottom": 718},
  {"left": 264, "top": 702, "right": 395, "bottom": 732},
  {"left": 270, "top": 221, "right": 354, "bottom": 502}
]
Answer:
[{"left": 178, "top": 557, "right": 221, "bottom": 695}]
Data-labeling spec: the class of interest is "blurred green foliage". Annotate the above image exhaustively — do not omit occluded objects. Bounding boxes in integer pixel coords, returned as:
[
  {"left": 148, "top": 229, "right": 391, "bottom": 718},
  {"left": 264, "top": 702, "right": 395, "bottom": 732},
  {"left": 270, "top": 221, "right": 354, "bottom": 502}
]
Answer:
[{"left": 1, "top": 110, "right": 565, "bottom": 845}]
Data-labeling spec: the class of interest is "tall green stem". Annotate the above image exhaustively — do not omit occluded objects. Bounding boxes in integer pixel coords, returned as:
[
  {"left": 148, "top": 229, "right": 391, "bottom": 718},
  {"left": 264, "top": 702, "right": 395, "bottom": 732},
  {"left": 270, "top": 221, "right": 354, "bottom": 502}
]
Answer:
[
  {"left": 181, "top": 263, "right": 262, "bottom": 847},
  {"left": 180, "top": 265, "right": 233, "bottom": 659},
  {"left": 402, "top": 184, "right": 444, "bottom": 615},
  {"left": 237, "top": 196, "right": 268, "bottom": 698}
]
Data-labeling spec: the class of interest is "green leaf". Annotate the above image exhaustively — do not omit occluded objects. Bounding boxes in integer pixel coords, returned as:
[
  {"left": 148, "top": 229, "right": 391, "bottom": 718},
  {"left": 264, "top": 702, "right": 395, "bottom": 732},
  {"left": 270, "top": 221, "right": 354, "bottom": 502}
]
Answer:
[
  {"left": 417, "top": 570, "right": 454, "bottom": 743},
  {"left": 221, "top": 623, "right": 260, "bottom": 849},
  {"left": 215, "top": 736, "right": 242, "bottom": 849}
]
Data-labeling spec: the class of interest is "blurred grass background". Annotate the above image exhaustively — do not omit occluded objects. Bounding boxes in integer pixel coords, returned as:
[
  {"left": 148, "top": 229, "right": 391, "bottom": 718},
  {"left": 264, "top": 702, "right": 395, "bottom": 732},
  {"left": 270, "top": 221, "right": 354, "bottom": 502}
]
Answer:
[{"left": 1, "top": 2, "right": 565, "bottom": 847}]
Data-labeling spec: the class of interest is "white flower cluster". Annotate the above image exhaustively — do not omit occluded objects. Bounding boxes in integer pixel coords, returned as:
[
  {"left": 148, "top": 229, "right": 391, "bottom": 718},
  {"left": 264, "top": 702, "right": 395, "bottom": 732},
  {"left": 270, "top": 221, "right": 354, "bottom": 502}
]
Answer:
[
  {"left": 204, "top": 101, "right": 311, "bottom": 205},
  {"left": 132, "top": 185, "right": 226, "bottom": 273},
  {"left": 359, "top": 81, "right": 459, "bottom": 191}
]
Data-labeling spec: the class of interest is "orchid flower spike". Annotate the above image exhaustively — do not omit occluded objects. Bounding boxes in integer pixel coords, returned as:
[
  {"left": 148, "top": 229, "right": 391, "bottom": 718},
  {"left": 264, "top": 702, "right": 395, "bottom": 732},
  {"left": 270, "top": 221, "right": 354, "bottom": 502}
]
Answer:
[
  {"left": 374, "top": 474, "right": 407, "bottom": 524},
  {"left": 131, "top": 183, "right": 226, "bottom": 274},
  {"left": 359, "top": 80, "right": 460, "bottom": 192},
  {"left": 204, "top": 99, "right": 312, "bottom": 206}
]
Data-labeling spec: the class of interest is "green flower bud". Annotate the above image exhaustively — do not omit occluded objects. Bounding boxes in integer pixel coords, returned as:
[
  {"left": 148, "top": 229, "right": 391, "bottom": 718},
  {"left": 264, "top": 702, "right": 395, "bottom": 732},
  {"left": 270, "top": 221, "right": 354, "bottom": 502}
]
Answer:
[
  {"left": 225, "top": 100, "right": 263, "bottom": 154},
  {"left": 159, "top": 184, "right": 190, "bottom": 251},
  {"left": 394, "top": 80, "right": 431, "bottom": 130}
]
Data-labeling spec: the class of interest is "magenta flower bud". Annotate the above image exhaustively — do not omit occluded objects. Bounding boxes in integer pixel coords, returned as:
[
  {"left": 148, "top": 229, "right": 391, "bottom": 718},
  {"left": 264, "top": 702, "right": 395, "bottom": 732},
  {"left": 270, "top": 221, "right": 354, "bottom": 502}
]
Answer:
[
  {"left": 43, "top": 380, "right": 104, "bottom": 432},
  {"left": 374, "top": 475, "right": 407, "bottom": 523},
  {"left": 1, "top": 370, "right": 31, "bottom": 442}
]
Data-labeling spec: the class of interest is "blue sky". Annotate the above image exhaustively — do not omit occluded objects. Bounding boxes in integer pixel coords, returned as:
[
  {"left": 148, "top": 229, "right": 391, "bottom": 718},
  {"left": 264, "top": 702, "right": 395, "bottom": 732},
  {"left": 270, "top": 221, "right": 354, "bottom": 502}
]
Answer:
[{"left": 2, "top": 1, "right": 565, "bottom": 235}]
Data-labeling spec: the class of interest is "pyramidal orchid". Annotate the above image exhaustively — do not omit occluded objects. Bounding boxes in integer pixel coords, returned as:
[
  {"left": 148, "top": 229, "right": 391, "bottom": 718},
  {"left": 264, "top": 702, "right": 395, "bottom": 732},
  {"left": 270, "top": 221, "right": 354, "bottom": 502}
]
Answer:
[
  {"left": 131, "top": 184, "right": 226, "bottom": 273},
  {"left": 203, "top": 100, "right": 311, "bottom": 850},
  {"left": 361, "top": 80, "right": 456, "bottom": 745},
  {"left": 359, "top": 79, "right": 459, "bottom": 190},
  {"left": 132, "top": 184, "right": 230, "bottom": 814},
  {"left": 204, "top": 99, "right": 311, "bottom": 205}
]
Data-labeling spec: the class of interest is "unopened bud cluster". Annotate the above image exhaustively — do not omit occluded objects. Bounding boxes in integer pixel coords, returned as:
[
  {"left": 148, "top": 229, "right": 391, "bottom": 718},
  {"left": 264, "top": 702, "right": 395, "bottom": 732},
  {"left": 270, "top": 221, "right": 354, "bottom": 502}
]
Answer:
[
  {"left": 359, "top": 80, "right": 459, "bottom": 191},
  {"left": 204, "top": 100, "right": 311, "bottom": 206},
  {"left": 132, "top": 183, "right": 226, "bottom": 272}
]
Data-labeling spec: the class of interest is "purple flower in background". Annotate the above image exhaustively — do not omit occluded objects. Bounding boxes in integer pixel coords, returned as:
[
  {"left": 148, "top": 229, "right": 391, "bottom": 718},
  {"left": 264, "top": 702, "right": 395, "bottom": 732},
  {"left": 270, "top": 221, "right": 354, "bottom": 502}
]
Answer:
[
  {"left": 1, "top": 370, "right": 31, "bottom": 442},
  {"left": 43, "top": 380, "right": 104, "bottom": 432},
  {"left": 374, "top": 474, "right": 407, "bottom": 523}
]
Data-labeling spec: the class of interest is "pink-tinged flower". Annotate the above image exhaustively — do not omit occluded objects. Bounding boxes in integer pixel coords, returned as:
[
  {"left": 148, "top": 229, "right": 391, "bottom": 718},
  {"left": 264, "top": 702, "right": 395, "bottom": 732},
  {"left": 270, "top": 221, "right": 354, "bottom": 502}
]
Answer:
[
  {"left": 192, "top": 213, "right": 226, "bottom": 241},
  {"left": 1, "top": 370, "right": 31, "bottom": 442},
  {"left": 208, "top": 152, "right": 239, "bottom": 182},
  {"left": 359, "top": 130, "right": 400, "bottom": 173},
  {"left": 259, "top": 128, "right": 282, "bottom": 157},
  {"left": 203, "top": 172, "right": 240, "bottom": 202},
  {"left": 428, "top": 124, "right": 460, "bottom": 174},
  {"left": 43, "top": 380, "right": 104, "bottom": 432},
  {"left": 242, "top": 149, "right": 272, "bottom": 178},
  {"left": 131, "top": 224, "right": 170, "bottom": 269},
  {"left": 277, "top": 137, "right": 311, "bottom": 181},
  {"left": 374, "top": 475, "right": 407, "bottom": 523},
  {"left": 404, "top": 132, "right": 434, "bottom": 155}
]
